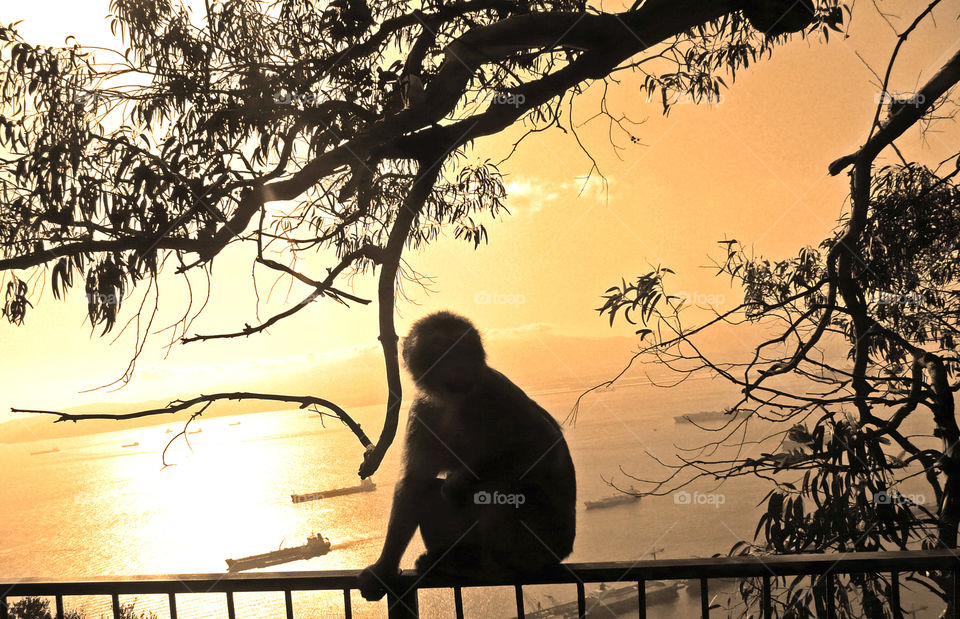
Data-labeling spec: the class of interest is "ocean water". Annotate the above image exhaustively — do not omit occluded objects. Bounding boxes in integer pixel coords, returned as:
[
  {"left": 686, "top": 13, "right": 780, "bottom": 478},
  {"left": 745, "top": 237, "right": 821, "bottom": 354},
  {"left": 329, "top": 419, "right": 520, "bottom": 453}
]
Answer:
[{"left": 0, "top": 380, "right": 939, "bottom": 618}]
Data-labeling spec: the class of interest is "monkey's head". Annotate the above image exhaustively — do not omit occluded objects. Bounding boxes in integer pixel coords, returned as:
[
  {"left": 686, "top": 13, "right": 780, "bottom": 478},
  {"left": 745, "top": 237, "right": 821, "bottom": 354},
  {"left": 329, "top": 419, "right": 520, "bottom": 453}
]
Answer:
[{"left": 402, "top": 311, "right": 486, "bottom": 397}]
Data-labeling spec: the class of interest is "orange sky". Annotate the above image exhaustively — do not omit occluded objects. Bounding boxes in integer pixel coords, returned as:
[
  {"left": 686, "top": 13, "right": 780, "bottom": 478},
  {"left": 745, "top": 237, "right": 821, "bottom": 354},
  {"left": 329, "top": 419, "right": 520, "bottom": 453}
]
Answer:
[{"left": 1, "top": 1, "right": 958, "bottom": 423}]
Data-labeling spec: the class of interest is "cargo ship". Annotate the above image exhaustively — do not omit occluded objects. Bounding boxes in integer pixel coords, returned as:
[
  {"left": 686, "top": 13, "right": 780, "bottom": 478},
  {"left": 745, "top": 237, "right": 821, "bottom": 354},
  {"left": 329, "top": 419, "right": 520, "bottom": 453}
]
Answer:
[
  {"left": 29, "top": 447, "right": 59, "bottom": 456},
  {"left": 585, "top": 486, "right": 640, "bottom": 510},
  {"left": 291, "top": 478, "right": 376, "bottom": 504},
  {"left": 674, "top": 409, "right": 745, "bottom": 425},
  {"left": 225, "top": 533, "right": 331, "bottom": 572},
  {"left": 511, "top": 580, "right": 684, "bottom": 618}
]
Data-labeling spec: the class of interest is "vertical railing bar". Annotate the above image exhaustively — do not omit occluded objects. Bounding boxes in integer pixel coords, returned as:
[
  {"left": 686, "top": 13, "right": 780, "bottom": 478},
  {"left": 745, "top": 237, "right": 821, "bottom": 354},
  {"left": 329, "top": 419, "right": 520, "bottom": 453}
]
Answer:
[
  {"left": 948, "top": 568, "right": 960, "bottom": 619},
  {"left": 386, "top": 589, "right": 418, "bottom": 619},
  {"left": 343, "top": 589, "right": 353, "bottom": 619},
  {"left": 515, "top": 584, "right": 524, "bottom": 619},
  {"left": 812, "top": 574, "right": 822, "bottom": 617},
  {"left": 953, "top": 569, "right": 959, "bottom": 619},
  {"left": 576, "top": 582, "right": 585, "bottom": 618},
  {"left": 890, "top": 571, "right": 901, "bottom": 619},
  {"left": 284, "top": 589, "right": 294, "bottom": 619},
  {"left": 226, "top": 591, "right": 236, "bottom": 619},
  {"left": 700, "top": 578, "right": 709, "bottom": 618},
  {"left": 111, "top": 593, "right": 121, "bottom": 619},
  {"left": 453, "top": 587, "right": 464, "bottom": 619},
  {"left": 762, "top": 576, "right": 772, "bottom": 619},
  {"left": 825, "top": 573, "right": 835, "bottom": 619},
  {"left": 55, "top": 595, "right": 64, "bottom": 619},
  {"left": 636, "top": 580, "right": 646, "bottom": 619},
  {"left": 0, "top": 596, "right": 7, "bottom": 619},
  {"left": 168, "top": 592, "right": 177, "bottom": 619}
]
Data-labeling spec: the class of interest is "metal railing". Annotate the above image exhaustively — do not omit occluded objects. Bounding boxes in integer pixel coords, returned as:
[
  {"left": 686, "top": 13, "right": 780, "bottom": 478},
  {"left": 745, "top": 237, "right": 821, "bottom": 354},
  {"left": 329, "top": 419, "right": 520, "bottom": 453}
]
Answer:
[{"left": 3, "top": 549, "right": 959, "bottom": 618}]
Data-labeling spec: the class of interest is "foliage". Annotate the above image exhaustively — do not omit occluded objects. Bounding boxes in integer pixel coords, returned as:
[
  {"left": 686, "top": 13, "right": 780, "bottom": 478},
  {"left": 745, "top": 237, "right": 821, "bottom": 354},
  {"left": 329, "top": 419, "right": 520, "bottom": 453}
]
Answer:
[
  {"left": 6, "top": 597, "right": 157, "bottom": 619},
  {"left": 597, "top": 161, "right": 960, "bottom": 616},
  {"left": 595, "top": 7, "right": 960, "bottom": 609},
  {"left": 0, "top": 0, "right": 833, "bottom": 334},
  {"left": 8, "top": 597, "right": 81, "bottom": 619},
  {"left": 0, "top": 0, "right": 836, "bottom": 472}
]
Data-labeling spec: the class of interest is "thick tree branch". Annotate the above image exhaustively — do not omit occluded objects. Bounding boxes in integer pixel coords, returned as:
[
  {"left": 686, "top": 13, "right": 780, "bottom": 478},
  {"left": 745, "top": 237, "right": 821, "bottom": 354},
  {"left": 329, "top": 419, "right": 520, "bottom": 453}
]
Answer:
[
  {"left": 829, "top": 45, "right": 960, "bottom": 176},
  {"left": 359, "top": 154, "right": 444, "bottom": 479},
  {"left": 0, "top": 236, "right": 203, "bottom": 272},
  {"left": 200, "top": 0, "right": 746, "bottom": 262}
]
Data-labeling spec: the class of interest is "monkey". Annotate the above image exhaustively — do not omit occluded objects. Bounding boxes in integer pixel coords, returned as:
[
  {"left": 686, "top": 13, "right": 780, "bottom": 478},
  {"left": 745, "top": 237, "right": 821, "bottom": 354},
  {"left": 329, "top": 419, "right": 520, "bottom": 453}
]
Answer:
[{"left": 357, "top": 311, "right": 576, "bottom": 601}]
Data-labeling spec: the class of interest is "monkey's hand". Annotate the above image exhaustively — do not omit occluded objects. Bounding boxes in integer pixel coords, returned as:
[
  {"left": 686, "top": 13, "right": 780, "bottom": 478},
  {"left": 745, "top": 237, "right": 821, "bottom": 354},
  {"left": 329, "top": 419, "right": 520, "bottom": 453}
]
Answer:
[{"left": 358, "top": 561, "right": 399, "bottom": 601}]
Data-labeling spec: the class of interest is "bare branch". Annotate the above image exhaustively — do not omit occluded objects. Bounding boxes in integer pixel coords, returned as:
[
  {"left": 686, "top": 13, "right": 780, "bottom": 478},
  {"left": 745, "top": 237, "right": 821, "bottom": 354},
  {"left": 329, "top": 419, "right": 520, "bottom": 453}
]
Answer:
[{"left": 13, "top": 391, "right": 373, "bottom": 451}]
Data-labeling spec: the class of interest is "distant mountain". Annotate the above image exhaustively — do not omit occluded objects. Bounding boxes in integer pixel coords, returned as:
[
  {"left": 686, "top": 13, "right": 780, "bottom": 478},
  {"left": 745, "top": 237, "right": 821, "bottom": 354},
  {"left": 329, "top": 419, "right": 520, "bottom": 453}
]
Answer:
[
  {"left": 0, "top": 327, "right": 707, "bottom": 444},
  {"left": 0, "top": 395, "right": 287, "bottom": 444}
]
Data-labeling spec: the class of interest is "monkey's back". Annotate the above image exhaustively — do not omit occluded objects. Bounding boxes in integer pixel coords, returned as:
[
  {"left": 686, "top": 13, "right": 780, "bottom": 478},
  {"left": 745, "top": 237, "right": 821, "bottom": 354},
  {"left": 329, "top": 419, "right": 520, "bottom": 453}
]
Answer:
[{"left": 479, "top": 369, "right": 577, "bottom": 558}]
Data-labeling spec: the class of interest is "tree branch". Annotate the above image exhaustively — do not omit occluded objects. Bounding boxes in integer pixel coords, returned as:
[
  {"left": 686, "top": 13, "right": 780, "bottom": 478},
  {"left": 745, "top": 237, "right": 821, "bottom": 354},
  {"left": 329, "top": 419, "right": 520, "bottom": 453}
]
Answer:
[
  {"left": 13, "top": 391, "right": 373, "bottom": 450},
  {"left": 359, "top": 154, "right": 445, "bottom": 479}
]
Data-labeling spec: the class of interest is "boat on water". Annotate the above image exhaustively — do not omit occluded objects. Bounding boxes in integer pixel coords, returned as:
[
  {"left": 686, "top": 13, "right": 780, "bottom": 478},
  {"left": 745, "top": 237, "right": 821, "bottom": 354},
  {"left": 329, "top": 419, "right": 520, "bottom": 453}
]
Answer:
[
  {"left": 674, "top": 409, "right": 745, "bottom": 425},
  {"left": 225, "top": 533, "right": 331, "bottom": 572},
  {"left": 29, "top": 447, "right": 59, "bottom": 456},
  {"left": 121, "top": 442, "right": 139, "bottom": 448},
  {"left": 187, "top": 428, "right": 202, "bottom": 434},
  {"left": 511, "top": 580, "right": 684, "bottom": 618},
  {"left": 228, "top": 421, "right": 241, "bottom": 426},
  {"left": 585, "top": 486, "right": 640, "bottom": 510},
  {"left": 292, "top": 478, "right": 376, "bottom": 504}
]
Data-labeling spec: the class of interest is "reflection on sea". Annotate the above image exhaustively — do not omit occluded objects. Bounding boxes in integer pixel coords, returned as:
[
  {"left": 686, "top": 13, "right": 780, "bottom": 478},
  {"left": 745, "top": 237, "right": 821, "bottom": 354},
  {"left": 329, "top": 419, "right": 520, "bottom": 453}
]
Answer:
[{"left": 0, "top": 381, "right": 941, "bottom": 617}]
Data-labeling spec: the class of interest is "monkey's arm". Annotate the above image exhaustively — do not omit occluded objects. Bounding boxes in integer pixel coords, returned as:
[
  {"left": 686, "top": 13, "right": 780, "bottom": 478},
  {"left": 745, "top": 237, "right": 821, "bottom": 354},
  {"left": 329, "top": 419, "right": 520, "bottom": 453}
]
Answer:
[
  {"left": 359, "top": 411, "right": 442, "bottom": 600},
  {"left": 377, "top": 473, "right": 435, "bottom": 567},
  {"left": 358, "top": 471, "right": 438, "bottom": 600}
]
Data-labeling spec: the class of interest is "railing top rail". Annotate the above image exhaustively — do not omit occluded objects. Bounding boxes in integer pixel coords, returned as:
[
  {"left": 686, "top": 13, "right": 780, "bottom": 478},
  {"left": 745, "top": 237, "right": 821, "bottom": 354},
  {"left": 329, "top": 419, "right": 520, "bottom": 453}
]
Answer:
[{"left": 3, "top": 550, "right": 958, "bottom": 597}]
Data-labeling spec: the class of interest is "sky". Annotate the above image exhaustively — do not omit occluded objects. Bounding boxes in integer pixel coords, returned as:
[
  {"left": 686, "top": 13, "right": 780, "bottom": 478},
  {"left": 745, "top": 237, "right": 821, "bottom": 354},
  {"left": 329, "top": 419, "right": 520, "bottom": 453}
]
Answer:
[{"left": 0, "top": 1, "right": 958, "bottom": 424}]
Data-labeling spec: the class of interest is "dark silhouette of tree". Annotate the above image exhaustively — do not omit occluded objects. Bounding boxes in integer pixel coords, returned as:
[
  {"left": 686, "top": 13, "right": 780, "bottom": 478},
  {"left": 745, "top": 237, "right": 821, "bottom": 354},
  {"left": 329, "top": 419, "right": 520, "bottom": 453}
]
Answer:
[
  {"left": 0, "top": 0, "right": 839, "bottom": 476},
  {"left": 7, "top": 597, "right": 82, "bottom": 619},
  {"left": 593, "top": 2, "right": 960, "bottom": 616},
  {"left": 6, "top": 597, "right": 153, "bottom": 619}
]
